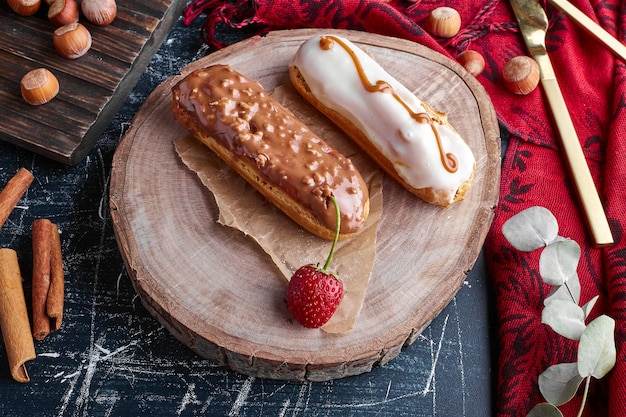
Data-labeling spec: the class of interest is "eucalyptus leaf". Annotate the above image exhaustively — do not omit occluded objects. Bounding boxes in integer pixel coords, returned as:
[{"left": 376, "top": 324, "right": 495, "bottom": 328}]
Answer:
[
  {"left": 539, "top": 239, "right": 581, "bottom": 286},
  {"left": 581, "top": 295, "right": 599, "bottom": 319},
  {"left": 542, "top": 299, "right": 586, "bottom": 340},
  {"left": 578, "top": 315, "right": 616, "bottom": 378},
  {"left": 503, "top": 206, "right": 616, "bottom": 416},
  {"left": 502, "top": 206, "right": 559, "bottom": 251},
  {"left": 545, "top": 274, "right": 581, "bottom": 306},
  {"left": 538, "top": 362, "right": 584, "bottom": 406},
  {"left": 526, "top": 402, "right": 564, "bottom": 417}
]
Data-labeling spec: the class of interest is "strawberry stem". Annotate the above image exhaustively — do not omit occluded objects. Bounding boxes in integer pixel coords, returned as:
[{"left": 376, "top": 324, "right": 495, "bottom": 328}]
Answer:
[{"left": 322, "top": 196, "right": 340, "bottom": 271}]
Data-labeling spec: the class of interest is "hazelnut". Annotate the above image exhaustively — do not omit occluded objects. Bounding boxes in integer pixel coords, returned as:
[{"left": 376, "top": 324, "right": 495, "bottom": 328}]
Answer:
[
  {"left": 20, "top": 68, "right": 59, "bottom": 105},
  {"left": 502, "top": 55, "right": 540, "bottom": 95},
  {"left": 48, "top": 0, "right": 79, "bottom": 27},
  {"left": 53, "top": 22, "right": 92, "bottom": 59},
  {"left": 457, "top": 50, "right": 485, "bottom": 77},
  {"left": 425, "top": 7, "right": 461, "bottom": 38},
  {"left": 7, "top": 0, "right": 41, "bottom": 16},
  {"left": 81, "top": 0, "right": 117, "bottom": 26}
]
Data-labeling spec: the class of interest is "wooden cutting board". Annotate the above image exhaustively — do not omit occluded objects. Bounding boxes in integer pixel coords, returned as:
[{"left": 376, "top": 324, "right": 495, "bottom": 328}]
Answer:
[
  {"left": 0, "top": 0, "right": 186, "bottom": 165},
  {"left": 110, "top": 29, "right": 501, "bottom": 381}
]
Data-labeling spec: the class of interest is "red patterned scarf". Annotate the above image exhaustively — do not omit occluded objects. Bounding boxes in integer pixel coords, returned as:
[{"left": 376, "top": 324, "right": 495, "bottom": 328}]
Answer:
[{"left": 183, "top": 1, "right": 626, "bottom": 416}]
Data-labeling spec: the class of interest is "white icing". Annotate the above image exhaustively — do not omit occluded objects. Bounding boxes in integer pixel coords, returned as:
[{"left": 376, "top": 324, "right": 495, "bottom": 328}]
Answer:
[{"left": 292, "top": 35, "right": 476, "bottom": 204}]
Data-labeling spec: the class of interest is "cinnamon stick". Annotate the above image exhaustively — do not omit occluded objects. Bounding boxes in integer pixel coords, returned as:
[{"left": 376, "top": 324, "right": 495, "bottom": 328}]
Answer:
[
  {"left": 31, "top": 219, "right": 52, "bottom": 341},
  {"left": 0, "top": 168, "right": 34, "bottom": 230},
  {"left": 47, "top": 223, "right": 64, "bottom": 331},
  {"left": 0, "top": 248, "right": 36, "bottom": 383}
]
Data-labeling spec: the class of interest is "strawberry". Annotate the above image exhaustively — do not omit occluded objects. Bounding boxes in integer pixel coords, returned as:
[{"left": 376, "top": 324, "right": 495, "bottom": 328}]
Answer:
[
  {"left": 287, "top": 264, "right": 343, "bottom": 328},
  {"left": 287, "top": 196, "right": 344, "bottom": 328}
]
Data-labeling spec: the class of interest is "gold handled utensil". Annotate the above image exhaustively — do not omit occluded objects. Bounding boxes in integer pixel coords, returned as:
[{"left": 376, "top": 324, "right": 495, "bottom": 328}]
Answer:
[
  {"left": 547, "top": 0, "right": 626, "bottom": 61},
  {"left": 509, "top": 0, "right": 614, "bottom": 247}
]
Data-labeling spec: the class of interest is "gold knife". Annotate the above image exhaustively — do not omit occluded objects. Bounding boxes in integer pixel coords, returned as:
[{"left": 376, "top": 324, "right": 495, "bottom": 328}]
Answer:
[{"left": 509, "top": 0, "right": 614, "bottom": 247}]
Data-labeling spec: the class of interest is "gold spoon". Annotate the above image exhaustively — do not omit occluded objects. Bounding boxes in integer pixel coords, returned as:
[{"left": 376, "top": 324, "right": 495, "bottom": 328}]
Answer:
[
  {"left": 509, "top": 0, "right": 614, "bottom": 247},
  {"left": 547, "top": 0, "right": 626, "bottom": 61}
]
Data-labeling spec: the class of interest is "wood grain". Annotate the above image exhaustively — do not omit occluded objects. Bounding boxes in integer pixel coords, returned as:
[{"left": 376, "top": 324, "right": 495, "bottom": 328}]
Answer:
[
  {"left": 0, "top": 0, "right": 186, "bottom": 165},
  {"left": 109, "top": 29, "right": 501, "bottom": 381}
]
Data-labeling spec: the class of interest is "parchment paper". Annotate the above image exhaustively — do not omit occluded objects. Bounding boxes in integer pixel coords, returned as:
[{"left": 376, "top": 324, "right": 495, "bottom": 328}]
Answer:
[{"left": 174, "top": 84, "right": 383, "bottom": 333}]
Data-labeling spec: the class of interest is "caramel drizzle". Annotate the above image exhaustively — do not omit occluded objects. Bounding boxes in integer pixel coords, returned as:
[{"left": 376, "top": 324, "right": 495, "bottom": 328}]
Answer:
[{"left": 320, "top": 36, "right": 458, "bottom": 173}]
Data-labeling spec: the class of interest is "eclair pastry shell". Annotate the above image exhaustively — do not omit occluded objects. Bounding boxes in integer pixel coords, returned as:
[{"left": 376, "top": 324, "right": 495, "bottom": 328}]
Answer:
[
  {"left": 171, "top": 65, "right": 370, "bottom": 240},
  {"left": 289, "top": 35, "right": 476, "bottom": 206}
]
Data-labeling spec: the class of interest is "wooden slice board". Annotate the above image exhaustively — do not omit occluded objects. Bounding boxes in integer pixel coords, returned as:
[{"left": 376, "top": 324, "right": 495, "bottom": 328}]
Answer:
[
  {"left": 0, "top": 0, "right": 186, "bottom": 165},
  {"left": 109, "top": 29, "right": 501, "bottom": 381}
]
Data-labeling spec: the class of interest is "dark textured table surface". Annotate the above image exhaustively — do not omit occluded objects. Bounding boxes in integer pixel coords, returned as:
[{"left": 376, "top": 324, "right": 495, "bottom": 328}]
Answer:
[{"left": 0, "top": 15, "right": 497, "bottom": 417}]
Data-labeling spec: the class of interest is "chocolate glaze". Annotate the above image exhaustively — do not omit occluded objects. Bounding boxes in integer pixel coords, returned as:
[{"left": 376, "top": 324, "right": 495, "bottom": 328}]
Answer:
[{"left": 172, "top": 65, "right": 368, "bottom": 234}]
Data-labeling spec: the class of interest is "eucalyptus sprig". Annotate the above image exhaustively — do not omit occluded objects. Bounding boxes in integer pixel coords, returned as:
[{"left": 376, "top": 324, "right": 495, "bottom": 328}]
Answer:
[{"left": 501, "top": 206, "right": 616, "bottom": 417}]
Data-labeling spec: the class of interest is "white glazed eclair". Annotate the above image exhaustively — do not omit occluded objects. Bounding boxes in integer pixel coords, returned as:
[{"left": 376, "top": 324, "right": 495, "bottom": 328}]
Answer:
[{"left": 289, "top": 34, "right": 476, "bottom": 206}]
